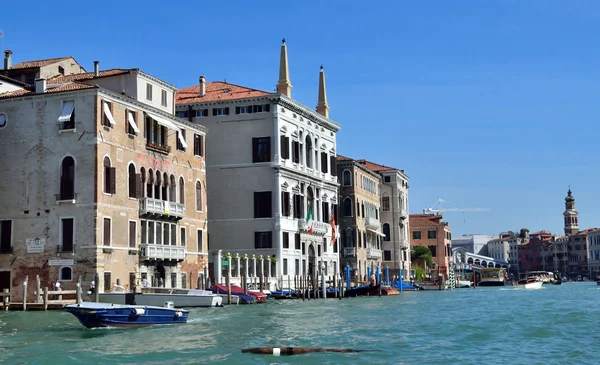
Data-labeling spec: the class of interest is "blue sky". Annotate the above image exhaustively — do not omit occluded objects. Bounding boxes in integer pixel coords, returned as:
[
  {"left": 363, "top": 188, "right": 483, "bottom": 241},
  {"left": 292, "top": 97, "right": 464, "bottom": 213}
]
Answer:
[{"left": 2, "top": 1, "right": 599, "bottom": 236}]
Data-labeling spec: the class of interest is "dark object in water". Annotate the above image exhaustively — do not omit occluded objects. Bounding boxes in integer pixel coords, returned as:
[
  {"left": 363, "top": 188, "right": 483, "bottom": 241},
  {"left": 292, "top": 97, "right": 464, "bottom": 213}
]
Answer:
[{"left": 242, "top": 346, "right": 378, "bottom": 356}]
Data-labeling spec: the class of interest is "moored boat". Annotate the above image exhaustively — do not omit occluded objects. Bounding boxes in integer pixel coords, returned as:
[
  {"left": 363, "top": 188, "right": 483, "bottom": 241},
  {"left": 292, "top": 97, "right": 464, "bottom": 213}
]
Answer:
[
  {"left": 98, "top": 287, "right": 223, "bottom": 308},
  {"left": 65, "top": 301, "right": 188, "bottom": 328},
  {"left": 477, "top": 268, "right": 507, "bottom": 286},
  {"left": 416, "top": 282, "right": 449, "bottom": 290}
]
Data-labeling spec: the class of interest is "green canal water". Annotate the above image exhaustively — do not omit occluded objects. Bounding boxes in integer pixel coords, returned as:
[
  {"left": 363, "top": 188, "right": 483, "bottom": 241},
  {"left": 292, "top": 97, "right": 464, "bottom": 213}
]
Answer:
[{"left": 1, "top": 282, "right": 598, "bottom": 365}]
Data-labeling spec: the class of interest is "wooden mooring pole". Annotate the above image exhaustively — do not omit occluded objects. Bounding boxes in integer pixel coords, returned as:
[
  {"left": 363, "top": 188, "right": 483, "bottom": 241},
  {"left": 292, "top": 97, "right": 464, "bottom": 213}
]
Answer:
[
  {"left": 22, "top": 276, "right": 28, "bottom": 311},
  {"left": 43, "top": 287, "right": 48, "bottom": 311},
  {"left": 94, "top": 273, "right": 100, "bottom": 302}
]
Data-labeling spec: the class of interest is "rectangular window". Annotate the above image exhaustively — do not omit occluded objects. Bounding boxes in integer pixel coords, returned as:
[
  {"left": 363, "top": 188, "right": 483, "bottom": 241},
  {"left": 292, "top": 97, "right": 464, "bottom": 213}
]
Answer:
[
  {"left": 384, "top": 250, "right": 392, "bottom": 261},
  {"left": 0, "top": 220, "right": 12, "bottom": 253},
  {"left": 384, "top": 176, "right": 391, "bottom": 183},
  {"left": 58, "top": 100, "right": 76, "bottom": 130},
  {"left": 104, "top": 272, "right": 112, "bottom": 291},
  {"left": 176, "top": 111, "right": 188, "bottom": 118},
  {"left": 428, "top": 230, "right": 437, "bottom": 239},
  {"left": 161, "top": 90, "right": 167, "bottom": 107},
  {"left": 195, "top": 109, "right": 208, "bottom": 117},
  {"left": 382, "top": 197, "right": 390, "bottom": 211},
  {"left": 103, "top": 218, "right": 111, "bottom": 246},
  {"left": 171, "top": 224, "right": 176, "bottom": 245},
  {"left": 252, "top": 137, "right": 271, "bottom": 163},
  {"left": 283, "top": 258, "right": 288, "bottom": 275},
  {"left": 146, "top": 83, "right": 153, "bottom": 101},
  {"left": 254, "top": 191, "right": 272, "bottom": 218},
  {"left": 322, "top": 201, "right": 330, "bottom": 223},
  {"left": 292, "top": 141, "right": 300, "bottom": 163},
  {"left": 129, "top": 221, "right": 136, "bottom": 248},
  {"left": 295, "top": 234, "right": 301, "bottom": 250},
  {"left": 283, "top": 232, "right": 289, "bottom": 249},
  {"left": 180, "top": 227, "right": 186, "bottom": 247},
  {"left": 181, "top": 273, "right": 187, "bottom": 289},
  {"left": 104, "top": 165, "right": 116, "bottom": 194},
  {"left": 293, "top": 194, "right": 303, "bottom": 219},
  {"left": 295, "top": 259, "right": 300, "bottom": 275},
  {"left": 102, "top": 101, "right": 116, "bottom": 127},
  {"left": 177, "top": 129, "right": 185, "bottom": 151},
  {"left": 163, "top": 223, "right": 169, "bottom": 246},
  {"left": 320, "top": 152, "right": 328, "bottom": 173},
  {"left": 141, "top": 220, "right": 147, "bottom": 244},
  {"left": 280, "top": 135, "right": 290, "bottom": 160},
  {"left": 126, "top": 110, "right": 139, "bottom": 135},
  {"left": 252, "top": 104, "right": 270, "bottom": 113},
  {"left": 254, "top": 231, "right": 273, "bottom": 249},
  {"left": 281, "top": 191, "right": 291, "bottom": 217},
  {"left": 148, "top": 221, "right": 155, "bottom": 244},
  {"left": 329, "top": 155, "right": 337, "bottom": 176},
  {"left": 413, "top": 231, "right": 422, "bottom": 240},
  {"left": 197, "top": 229, "right": 203, "bottom": 252},
  {"left": 235, "top": 106, "right": 251, "bottom": 114},
  {"left": 194, "top": 134, "right": 204, "bottom": 156},
  {"left": 212, "top": 107, "right": 229, "bottom": 116}
]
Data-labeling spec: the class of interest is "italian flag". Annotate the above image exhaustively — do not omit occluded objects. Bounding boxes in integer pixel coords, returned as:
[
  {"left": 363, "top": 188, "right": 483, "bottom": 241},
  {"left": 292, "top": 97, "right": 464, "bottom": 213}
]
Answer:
[{"left": 306, "top": 205, "right": 313, "bottom": 235}]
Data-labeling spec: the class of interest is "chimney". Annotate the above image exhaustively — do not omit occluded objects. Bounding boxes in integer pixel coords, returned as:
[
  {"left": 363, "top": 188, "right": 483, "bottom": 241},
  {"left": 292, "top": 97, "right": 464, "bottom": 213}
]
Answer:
[
  {"left": 3, "top": 50, "right": 12, "bottom": 70},
  {"left": 93, "top": 61, "right": 99, "bottom": 77},
  {"left": 199, "top": 76, "right": 206, "bottom": 97},
  {"left": 35, "top": 78, "right": 47, "bottom": 93}
]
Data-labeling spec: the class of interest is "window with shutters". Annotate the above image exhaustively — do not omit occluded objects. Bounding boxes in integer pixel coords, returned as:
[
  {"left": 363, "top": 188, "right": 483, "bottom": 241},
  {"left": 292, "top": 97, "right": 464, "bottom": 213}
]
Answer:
[
  {"left": 322, "top": 201, "right": 329, "bottom": 223},
  {"left": 103, "top": 157, "right": 116, "bottom": 194},
  {"left": 212, "top": 107, "right": 229, "bottom": 116},
  {"left": 128, "top": 221, "right": 136, "bottom": 248},
  {"left": 293, "top": 194, "right": 303, "bottom": 219},
  {"left": 383, "top": 223, "right": 391, "bottom": 241},
  {"left": 235, "top": 106, "right": 251, "bottom": 114},
  {"left": 320, "top": 152, "right": 328, "bottom": 173},
  {"left": 291, "top": 140, "right": 300, "bottom": 163},
  {"left": 195, "top": 109, "right": 208, "bottom": 117},
  {"left": 103, "top": 218, "right": 111, "bottom": 246},
  {"left": 169, "top": 175, "right": 176, "bottom": 202},
  {"left": 0, "top": 220, "right": 12, "bottom": 254},
  {"left": 280, "top": 135, "right": 290, "bottom": 159},
  {"left": 254, "top": 191, "right": 272, "bottom": 218},
  {"left": 60, "top": 218, "right": 74, "bottom": 252},
  {"left": 194, "top": 134, "right": 203, "bottom": 157},
  {"left": 295, "top": 234, "right": 301, "bottom": 250},
  {"left": 254, "top": 231, "right": 272, "bottom": 249},
  {"left": 252, "top": 137, "right": 270, "bottom": 163},
  {"left": 195, "top": 181, "right": 203, "bottom": 212},
  {"left": 177, "top": 130, "right": 186, "bottom": 151},
  {"left": 128, "top": 164, "right": 137, "bottom": 198},
  {"left": 179, "top": 177, "right": 185, "bottom": 205},
  {"left": 59, "top": 156, "right": 75, "bottom": 200},
  {"left": 329, "top": 155, "right": 337, "bottom": 176},
  {"left": 180, "top": 227, "right": 186, "bottom": 247},
  {"left": 281, "top": 191, "right": 291, "bottom": 217}
]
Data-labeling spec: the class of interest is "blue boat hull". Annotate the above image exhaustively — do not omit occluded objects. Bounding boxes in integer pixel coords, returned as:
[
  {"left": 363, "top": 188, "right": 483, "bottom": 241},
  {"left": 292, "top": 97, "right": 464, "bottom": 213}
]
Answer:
[{"left": 65, "top": 302, "right": 188, "bottom": 328}]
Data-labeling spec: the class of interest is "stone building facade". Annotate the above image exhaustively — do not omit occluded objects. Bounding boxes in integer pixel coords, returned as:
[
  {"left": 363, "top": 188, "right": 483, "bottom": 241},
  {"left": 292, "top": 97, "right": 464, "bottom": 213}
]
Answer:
[
  {"left": 0, "top": 60, "right": 207, "bottom": 300},
  {"left": 336, "top": 155, "right": 384, "bottom": 279}
]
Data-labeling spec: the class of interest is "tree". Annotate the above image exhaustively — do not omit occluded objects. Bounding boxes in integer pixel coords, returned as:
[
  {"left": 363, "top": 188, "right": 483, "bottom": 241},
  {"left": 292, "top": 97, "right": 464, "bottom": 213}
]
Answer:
[{"left": 411, "top": 245, "right": 432, "bottom": 268}]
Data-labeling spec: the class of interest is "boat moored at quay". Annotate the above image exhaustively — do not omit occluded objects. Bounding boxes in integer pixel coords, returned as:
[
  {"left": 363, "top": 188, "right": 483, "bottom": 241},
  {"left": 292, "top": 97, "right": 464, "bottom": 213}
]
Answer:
[{"left": 477, "top": 268, "right": 507, "bottom": 286}]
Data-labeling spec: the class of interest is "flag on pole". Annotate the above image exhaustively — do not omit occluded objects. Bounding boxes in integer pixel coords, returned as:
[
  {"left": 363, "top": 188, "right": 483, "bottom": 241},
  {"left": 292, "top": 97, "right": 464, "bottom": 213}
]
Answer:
[
  {"left": 330, "top": 205, "right": 336, "bottom": 245},
  {"left": 306, "top": 204, "right": 313, "bottom": 235}
]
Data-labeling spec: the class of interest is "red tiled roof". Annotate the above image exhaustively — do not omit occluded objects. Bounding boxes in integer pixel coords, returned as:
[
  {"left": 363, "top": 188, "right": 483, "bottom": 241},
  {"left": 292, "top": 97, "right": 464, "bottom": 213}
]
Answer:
[
  {"left": 0, "top": 82, "right": 97, "bottom": 99},
  {"left": 409, "top": 214, "right": 445, "bottom": 227},
  {"left": 576, "top": 228, "right": 599, "bottom": 235},
  {"left": 336, "top": 154, "right": 352, "bottom": 161},
  {"left": 11, "top": 56, "right": 73, "bottom": 70},
  {"left": 357, "top": 159, "right": 397, "bottom": 172},
  {"left": 48, "top": 69, "right": 133, "bottom": 84},
  {"left": 176, "top": 81, "right": 270, "bottom": 104}
]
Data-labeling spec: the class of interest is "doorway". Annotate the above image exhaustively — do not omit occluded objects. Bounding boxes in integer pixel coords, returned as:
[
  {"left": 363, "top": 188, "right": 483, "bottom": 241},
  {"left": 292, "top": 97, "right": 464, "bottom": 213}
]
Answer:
[
  {"left": 0, "top": 271, "right": 9, "bottom": 292},
  {"left": 308, "top": 244, "right": 316, "bottom": 278}
]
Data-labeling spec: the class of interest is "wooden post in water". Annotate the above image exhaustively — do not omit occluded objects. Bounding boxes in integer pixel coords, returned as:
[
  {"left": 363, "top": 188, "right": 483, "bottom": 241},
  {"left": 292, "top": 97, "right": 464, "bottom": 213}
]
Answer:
[
  {"left": 43, "top": 287, "right": 48, "bottom": 311},
  {"left": 94, "top": 273, "right": 100, "bottom": 302},
  {"left": 226, "top": 254, "right": 232, "bottom": 305},
  {"left": 243, "top": 271, "right": 247, "bottom": 295},
  {"left": 22, "top": 276, "right": 28, "bottom": 311},
  {"left": 35, "top": 275, "right": 41, "bottom": 303},
  {"left": 3, "top": 288, "right": 9, "bottom": 311},
  {"left": 76, "top": 276, "right": 82, "bottom": 304}
]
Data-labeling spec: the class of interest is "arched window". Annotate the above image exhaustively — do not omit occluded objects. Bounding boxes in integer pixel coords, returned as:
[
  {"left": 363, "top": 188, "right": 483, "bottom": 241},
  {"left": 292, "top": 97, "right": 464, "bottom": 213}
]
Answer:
[
  {"left": 155, "top": 171, "right": 161, "bottom": 199},
  {"left": 342, "top": 170, "right": 352, "bottom": 186},
  {"left": 383, "top": 223, "right": 390, "bottom": 241},
  {"left": 162, "top": 172, "right": 168, "bottom": 201},
  {"left": 169, "top": 175, "right": 176, "bottom": 202},
  {"left": 103, "top": 156, "right": 114, "bottom": 194},
  {"left": 128, "top": 164, "right": 136, "bottom": 198},
  {"left": 60, "top": 156, "right": 75, "bottom": 200},
  {"left": 195, "top": 181, "right": 203, "bottom": 211},
  {"left": 59, "top": 267, "right": 72, "bottom": 281},
  {"left": 305, "top": 135, "right": 313, "bottom": 168},
  {"left": 140, "top": 167, "right": 146, "bottom": 197},
  {"left": 342, "top": 197, "right": 353, "bottom": 217},
  {"left": 147, "top": 168, "right": 154, "bottom": 198},
  {"left": 344, "top": 229, "right": 354, "bottom": 247},
  {"left": 179, "top": 177, "right": 185, "bottom": 205}
]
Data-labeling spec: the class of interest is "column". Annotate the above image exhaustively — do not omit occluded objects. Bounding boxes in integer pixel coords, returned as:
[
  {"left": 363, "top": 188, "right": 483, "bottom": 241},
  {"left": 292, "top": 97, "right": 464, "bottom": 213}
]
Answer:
[
  {"left": 235, "top": 254, "right": 241, "bottom": 278},
  {"left": 252, "top": 254, "right": 257, "bottom": 280},
  {"left": 214, "top": 250, "right": 223, "bottom": 285}
]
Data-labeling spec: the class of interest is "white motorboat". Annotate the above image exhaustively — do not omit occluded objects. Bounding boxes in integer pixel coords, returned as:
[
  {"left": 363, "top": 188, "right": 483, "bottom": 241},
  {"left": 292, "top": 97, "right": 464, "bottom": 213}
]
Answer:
[
  {"left": 455, "top": 280, "right": 472, "bottom": 288},
  {"left": 515, "top": 279, "right": 543, "bottom": 290},
  {"left": 98, "top": 286, "right": 223, "bottom": 307},
  {"left": 416, "top": 282, "right": 449, "bottom": 290}
]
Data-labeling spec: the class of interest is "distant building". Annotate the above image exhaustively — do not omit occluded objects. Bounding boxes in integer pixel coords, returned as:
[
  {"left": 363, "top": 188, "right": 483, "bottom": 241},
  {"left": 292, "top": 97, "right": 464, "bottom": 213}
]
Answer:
[
  {"left": 336, "top": 155, "right": 384, "bottom": 280},
  {"left": 1, "top": 50, "right": 86, "bottom": 85},
  {"left": 563, "top": 189, "right": 579, "bottom": 236},
  {"left": 0, "top": 58, "right": 207, "bottom": 299},
  {"left": 451, "top": 234, "right": 495, "bottom": 256},
  {"left": 409, "top": 214, "right": 452, "bottom": 279},
  {"left": 489, "top": 229, "right": 527, "bottom": 275},
  {"left": 518, "top": 231, "right": 553, "bottom": 274},
  {"left": 587, "top": 229, "right": 600, "bottom": 278}
]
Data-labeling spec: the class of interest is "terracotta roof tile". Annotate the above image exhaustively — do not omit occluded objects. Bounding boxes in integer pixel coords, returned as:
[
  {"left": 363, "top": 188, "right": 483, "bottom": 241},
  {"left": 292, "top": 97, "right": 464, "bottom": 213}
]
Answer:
[
  {"left": 11, "top": 56, "right": 73, "bottom": 70},
  {"left": 176, "top": 81, "right": 270, "bottom": 104},
  {"left": 336, "top": 154, "right": 352, "bottom": 161},
  {"left": 409, "top": 214, "right": 446, "bottom": 228},
  {"left": 357, "top": 159, "right": 397, "bottom": 172},
  {"left": 0, "top": 82, "right": 97, "bottom": 99},
  {"left": 48, "top": 69, "right": 133, "bottom": 84},
  {"left": 0, "top": 74, "right": 29, "bottom": 87}
]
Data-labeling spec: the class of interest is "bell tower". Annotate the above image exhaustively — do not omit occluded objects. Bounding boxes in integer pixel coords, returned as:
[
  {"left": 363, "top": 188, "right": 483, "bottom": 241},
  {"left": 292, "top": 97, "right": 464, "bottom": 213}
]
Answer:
[{"left": 563, "top": 188, "right": 579, "bottom": 236}]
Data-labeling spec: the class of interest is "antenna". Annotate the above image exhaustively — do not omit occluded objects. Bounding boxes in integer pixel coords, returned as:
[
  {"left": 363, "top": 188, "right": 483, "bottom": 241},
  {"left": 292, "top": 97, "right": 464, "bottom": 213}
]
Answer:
[{"left": 0, "top": 30, "right": 4, "bottom": 54}]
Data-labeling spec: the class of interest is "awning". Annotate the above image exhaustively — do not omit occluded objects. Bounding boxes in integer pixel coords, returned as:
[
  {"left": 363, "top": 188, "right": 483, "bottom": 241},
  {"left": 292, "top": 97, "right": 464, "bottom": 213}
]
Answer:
[
  {"left": 145, "top": 111, "right": 180, "bottom": 131},
  {"left": 57, "top": 100, "right": 75, "bottom": 122},
  {"left": 127, "top": 111, "right": 140, "bottom": 134},
  {"left": 178, "top": 131, "right": 188, "bottom": 149},
  {"left": 367, "top": 228, "right": 386, "bottom": 237},
  {"left": 103, "top": 103, "right": 116, "bottom": 125}
]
